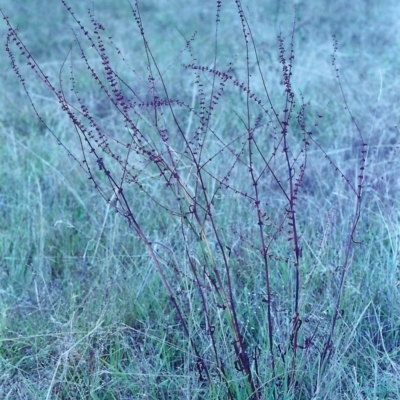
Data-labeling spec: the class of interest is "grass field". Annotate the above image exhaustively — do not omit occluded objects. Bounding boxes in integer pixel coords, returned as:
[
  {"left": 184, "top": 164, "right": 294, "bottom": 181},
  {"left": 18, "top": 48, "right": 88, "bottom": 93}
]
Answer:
[{"left": 1, "top": 0, "right": 400, "bottom": 398}]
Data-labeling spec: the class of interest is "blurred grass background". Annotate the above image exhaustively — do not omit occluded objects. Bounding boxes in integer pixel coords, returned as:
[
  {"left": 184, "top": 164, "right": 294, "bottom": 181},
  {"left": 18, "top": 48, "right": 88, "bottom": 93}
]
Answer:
[{"left": 1, "top": 0, "right": 400, "bottom": 398}]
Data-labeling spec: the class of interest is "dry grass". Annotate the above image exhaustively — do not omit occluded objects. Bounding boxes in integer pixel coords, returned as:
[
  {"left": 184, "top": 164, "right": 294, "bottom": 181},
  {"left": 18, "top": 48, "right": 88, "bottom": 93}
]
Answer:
[{"left": 1, "top": 1, "right": 400, "bottom": 398}]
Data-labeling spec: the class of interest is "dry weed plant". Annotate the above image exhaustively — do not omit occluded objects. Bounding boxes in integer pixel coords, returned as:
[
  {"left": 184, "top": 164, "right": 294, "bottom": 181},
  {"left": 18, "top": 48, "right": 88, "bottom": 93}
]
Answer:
[{"left": 2, "top": 1, "right": 397, "bottom": 399}]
